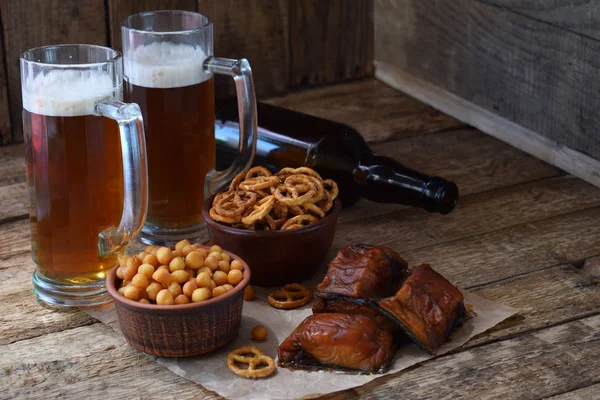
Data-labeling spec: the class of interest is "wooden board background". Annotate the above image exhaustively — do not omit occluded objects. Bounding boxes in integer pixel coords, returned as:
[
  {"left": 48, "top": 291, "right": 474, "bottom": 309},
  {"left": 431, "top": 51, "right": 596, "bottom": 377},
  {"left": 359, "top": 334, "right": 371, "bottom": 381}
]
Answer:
[
  {"left": 0, "top": 0, "right": 374, "bottom": 146},
  {"left": 374, "top": 0, "right": 600, "bottom": 163}
]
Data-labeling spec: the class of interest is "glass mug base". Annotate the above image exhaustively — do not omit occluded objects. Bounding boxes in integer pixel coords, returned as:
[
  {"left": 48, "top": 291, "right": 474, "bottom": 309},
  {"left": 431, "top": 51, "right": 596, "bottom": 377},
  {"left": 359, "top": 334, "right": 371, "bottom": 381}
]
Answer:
[
  {"left": 140, "top": 221, "right": 210, "bottom": 246},
  {"left": 32, "top": 269, "right": 113, "bottom": 308}
]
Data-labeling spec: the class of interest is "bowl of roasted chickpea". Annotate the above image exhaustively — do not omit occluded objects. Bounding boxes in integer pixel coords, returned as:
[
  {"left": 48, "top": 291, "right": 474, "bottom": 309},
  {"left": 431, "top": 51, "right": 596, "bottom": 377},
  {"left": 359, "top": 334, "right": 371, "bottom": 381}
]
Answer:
[{"left": 106, "top": 240, "right": 251, "bottom": 358}]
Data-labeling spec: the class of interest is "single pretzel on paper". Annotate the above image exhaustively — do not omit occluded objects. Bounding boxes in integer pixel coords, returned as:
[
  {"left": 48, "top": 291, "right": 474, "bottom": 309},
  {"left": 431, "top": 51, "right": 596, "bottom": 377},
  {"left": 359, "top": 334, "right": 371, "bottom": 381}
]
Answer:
[
  {"left": 268, "top": 283, "right": 313, "bottom": 309},
  {"left": 227, "top": 346, "right": 276, "bottom": 379}
]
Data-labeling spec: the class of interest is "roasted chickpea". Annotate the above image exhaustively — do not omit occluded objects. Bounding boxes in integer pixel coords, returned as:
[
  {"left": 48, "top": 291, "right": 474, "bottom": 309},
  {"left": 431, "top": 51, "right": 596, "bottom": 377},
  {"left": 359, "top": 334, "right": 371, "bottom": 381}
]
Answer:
[
  {"left": 118, "top": 255, "right": 130, "bottom": 267},
  {"left": 136, "top": 251, "right": 148, "bottom": 263},
  {"left": 209, "top": 245, "right": 222, "bottom": 253},
  {"left": 244, "top": 285, "right": 255, "bottom": 301},
  {"left": 123, "top": 285, "right": 141, "bottom": 301},
  {"left": 175, "top": 239, "right": 190, "bottom": 252},
  {"left": 168, "top": 282, "right": 182, "bottom": 297},
  {"left": 156, "top": 247, "right": 173, "bottom": 265},
  {"left": 221, "top": 253, "right": 231, "bottom": 263},
  {"left": 222, "top": 284, "right": 234, "bottom": 292},
  {"left": 230, "top": 259, "right": 244, "bottom": 271},
  {"left": 204, "top": 256, "right": 219, "bottom": 271},
  {"left": 185, "top": 268, "right": 197, "bottom": 280},
  {"left": 138, "top": 263, "right": 155, "bottom": 279},
  {"left": 132, "top": 272, "right": 150, "bottom": 289},
  {"left": 195, "top": 248, "right": 209, "bottom": 259},
  {"left": 122, "top": 279, "right": 131, "bottom": 287},
  {"left": 126, "top": 256, "right": 141, "bottom": 270},
  {"left": 121, "top": 264, "right": 138, "bottom": 281},
  {"left": 116, "top": 266, "right": 124, "bottom": 280},
  {"left": 138, "top": 298, "right": 151, "bottom": 304},
  {"left": 174, "top": 294, "right": 190, "bottom": 304},
  {"left": 181, "top": 244, "right": 195, "bottom": 257},
  {"left": 172, "top": 250, "right": 183, "bottom": 258},
  {"left": 196, "top": 272, "right": 212, "bottom": 288},
  {"left": 251, "top": 325, "right": 268, "bottom": 341},
  {"left": 143, "top": 254, "right": 159, "bottom": 267},
  {"left": 209, "top": 251, "right": 222, "bottom": 261},
  {"left": 212, "top": 285, "right": 228, "bottom": 298},
  {"left": 156, "top": 289, "right": 174, "bottom": 305},
  {"left": 118, "top": 287, "right": 126, "bottom": 296},
  {"left": 209, "top": 279, "right": 217, "bottom": 291},
  {"left": 170, "top": 269, "right": 189, "bottom": 284},
  {"left": 185, "top": 251, "right": 204, "bottom": 269},
  {"left": 183, "top": 280, "right": 198, "bottom": 297},
  {"left": 151, "top": 247, "right": 159, "bottom": 255},
  {"left": 228, "top": 269, "right": 243, "bottom": 286},
  {"left": 192, "top": 287, "right": 211, "bottom": 302},
  {"left": 217, "top": 260, "right": 230, "bottom": 274},
  {"left": 144, "top": 245, "right": 156, "bottom": 253},
  {"left": 212, "top": 270, "right": 228, "bottom": 286},
  {"left": 169, "top": 256, "right": 186, "bottom": 272},
  {"left": 152, "top": 268, "right": 171, "bottom": 286},
  {"left": 198, "top": 266, "right": 213, "bottom": 277},
  {"left": 146, "top": 282, "right": 162, "bottom": 301}
]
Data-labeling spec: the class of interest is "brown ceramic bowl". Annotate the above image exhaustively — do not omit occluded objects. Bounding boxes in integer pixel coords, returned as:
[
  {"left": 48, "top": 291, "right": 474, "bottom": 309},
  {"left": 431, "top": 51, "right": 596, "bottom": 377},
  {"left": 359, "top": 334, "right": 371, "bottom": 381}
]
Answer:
[
  {"left": 106, "top": 247, "right": 250, "bottom": 358},
  {"left": 202, "top": 195, "right": 341, "bottom": 286}
]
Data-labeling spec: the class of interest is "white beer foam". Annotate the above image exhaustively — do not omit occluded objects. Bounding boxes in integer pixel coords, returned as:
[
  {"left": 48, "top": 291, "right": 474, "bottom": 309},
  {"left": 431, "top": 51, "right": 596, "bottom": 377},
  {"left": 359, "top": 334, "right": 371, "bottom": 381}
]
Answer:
[
  {"left": 22, "top": 69, "right": 117, "bottom": 117},
  {"left": 124, "top": 42, "right": 209, "bottom": 88}
]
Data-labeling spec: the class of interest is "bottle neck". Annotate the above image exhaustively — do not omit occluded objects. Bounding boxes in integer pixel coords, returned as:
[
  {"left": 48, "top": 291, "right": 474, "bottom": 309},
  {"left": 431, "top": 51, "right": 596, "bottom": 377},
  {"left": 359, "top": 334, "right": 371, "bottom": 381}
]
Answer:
[{"left": 353, "top": 153, "right": 459, "bottom": 214}]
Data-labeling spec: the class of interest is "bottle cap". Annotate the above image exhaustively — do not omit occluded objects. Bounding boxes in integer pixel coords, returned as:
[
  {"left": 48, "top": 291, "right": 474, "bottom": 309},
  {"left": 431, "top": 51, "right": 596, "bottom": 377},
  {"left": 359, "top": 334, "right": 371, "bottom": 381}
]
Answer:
[{"left": 423, "top": 178, "right": 459, "bottom": 214}]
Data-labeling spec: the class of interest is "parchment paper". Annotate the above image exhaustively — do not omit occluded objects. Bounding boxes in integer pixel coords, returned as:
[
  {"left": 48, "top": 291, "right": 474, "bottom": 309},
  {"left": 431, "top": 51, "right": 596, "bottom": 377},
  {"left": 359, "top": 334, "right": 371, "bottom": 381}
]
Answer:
[{"left": 86, "top": 277, "right": 517, "bottom": 399}]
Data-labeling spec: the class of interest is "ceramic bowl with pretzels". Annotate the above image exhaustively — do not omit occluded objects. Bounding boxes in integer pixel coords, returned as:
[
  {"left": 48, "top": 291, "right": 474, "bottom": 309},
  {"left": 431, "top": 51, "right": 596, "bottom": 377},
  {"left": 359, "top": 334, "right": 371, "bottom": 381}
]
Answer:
[
  {"left": 106, "top": 246, "right": 251, "bottom": 358},
  {"left": 202, "top": 167, "right": 341, "bottom": 286}
]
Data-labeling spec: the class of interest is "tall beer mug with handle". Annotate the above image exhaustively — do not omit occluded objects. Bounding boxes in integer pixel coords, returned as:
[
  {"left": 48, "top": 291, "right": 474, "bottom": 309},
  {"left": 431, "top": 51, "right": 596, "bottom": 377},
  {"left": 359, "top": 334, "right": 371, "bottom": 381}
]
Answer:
[
  {"left": 122, "top": 10, "right": 257, "bottom": 245},
  {"left": 21, "top": 45, "right": 148, "bottom": 307}
]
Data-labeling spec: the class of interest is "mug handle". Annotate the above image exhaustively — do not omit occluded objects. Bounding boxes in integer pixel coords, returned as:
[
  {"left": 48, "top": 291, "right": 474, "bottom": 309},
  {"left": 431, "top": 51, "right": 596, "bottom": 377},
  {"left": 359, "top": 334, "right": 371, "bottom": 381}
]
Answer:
[
  {"left": 95, "top": 99, "right": 148, "bottom": 256},
  {"left": 204, "top": 57, "right": 257, "bottom": 195}
]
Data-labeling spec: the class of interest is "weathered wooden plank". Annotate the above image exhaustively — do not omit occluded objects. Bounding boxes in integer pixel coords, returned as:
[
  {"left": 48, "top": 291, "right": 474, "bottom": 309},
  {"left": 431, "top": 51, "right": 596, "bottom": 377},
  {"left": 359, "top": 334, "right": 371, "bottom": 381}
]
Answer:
[
  {"left": 197, "top": 0, "right": 289, "bottom": 98},
  {"left": 0, "top": 323, "right": 216, "bottom": 400},
  {"left": 0, "top": 183, "right": 27, "bottom": 224},
  {"left": 547, "top": 383, "right": 600, "bottom": 399},
  {"left": 481, "top": 0, "right": 600, "bottom": 41},
  {"left": 266, "top": 79, "right": 465, "bottom": 143},
  {"left": 402, "top": 206, "right": 600, "bottom": 288},
  {"left": 0, "top": 144, "right": 24, "bottom": 186},
  {"left": 0, "top": 219, "right": 30, "bottom": 261},
  {"left": 0, "top": 0, "right": 107, "bottom": 143},
  {"left": 289, "top": 0, "right": 374, "bottom": 88},
  {"left": 107, "top": 0, "right": 196, "bottom": 51},
  {"left": 375, "top": 0, "right": 600, "bottom": 161},
  {"left": 324, "top": 315, "right": 600, "bottom": 400},
  {"left": 339, "top": 176, "right": 600, "bottom": 251},
  {"left": 0, "top": 11, "right": 11, "bottom": 146}
]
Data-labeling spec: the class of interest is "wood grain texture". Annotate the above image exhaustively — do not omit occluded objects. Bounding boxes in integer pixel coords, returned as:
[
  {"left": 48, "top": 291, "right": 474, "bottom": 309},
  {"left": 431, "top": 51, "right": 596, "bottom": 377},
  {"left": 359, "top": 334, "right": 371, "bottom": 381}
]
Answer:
[
  {"left": 375, "top": 61, "right": 600, "bottom": 190},
  {"left": 0, "top": 219, "right": 30, "bottom": 262},
  {"left": 0, "top": 144, "right": 24, "bottom": 186},
  {"left": 0, "top": 182, "right": 27, "bottom": 224},
  {"left": 266, "top": 79, "right": 465, "bottom": 143},
  {"left": 375, "top": 0, "right": 600, "bottom": 161},
  {"left": 339, "top": 176, "right": 600, "bottom": 251},
  {"left": 323, "top": 315, "right": 600, "bottom": 400},
  {"left": 481, "top": 0, "right": 600, "bottom": 41},
  {"left": 0, "top": 14, "right": 11, "bottom": 146},
  {"left": 197, "top": 0, "right": 289, "bottom": 98},
  {"left": 547, "top": 383, "right": 600, "bottom": 399},
  {"left": 0, "top": 0, "right": 107, "bottom": 143},
  {"left": 289, "top": 0, "right": 374, "bottom": 88},
  {"left": 108, "top": 0, "right": 197, "bottom": 51}
]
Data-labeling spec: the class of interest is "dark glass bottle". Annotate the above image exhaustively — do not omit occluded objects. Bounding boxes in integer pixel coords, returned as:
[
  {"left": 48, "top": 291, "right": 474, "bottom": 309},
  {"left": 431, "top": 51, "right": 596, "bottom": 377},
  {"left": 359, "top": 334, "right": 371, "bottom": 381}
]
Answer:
[{"left": 215, "top": 99, "right": 459, "bottom": 214}]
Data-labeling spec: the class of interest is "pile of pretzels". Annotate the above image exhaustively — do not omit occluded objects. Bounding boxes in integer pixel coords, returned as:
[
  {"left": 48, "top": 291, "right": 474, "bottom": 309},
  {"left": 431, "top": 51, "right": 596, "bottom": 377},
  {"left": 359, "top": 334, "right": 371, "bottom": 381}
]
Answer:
[{"left": 209, "top": 166, "right": 339, "bottom": 231}]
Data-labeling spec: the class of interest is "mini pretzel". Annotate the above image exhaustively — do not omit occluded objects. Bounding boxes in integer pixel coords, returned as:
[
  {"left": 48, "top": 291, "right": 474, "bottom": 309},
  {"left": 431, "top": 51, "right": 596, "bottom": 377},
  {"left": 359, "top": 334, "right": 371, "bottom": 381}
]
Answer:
[
  {"left": 229, "top": 171, "right": 246, "bottom": 192},
  {"left": 242, "top": 195, "right": 275, "bottom": 225},
  {"left": 239, "top": 176, "right": 281, "bottom": 191},
  {"left": 316, "top": 190, "right": 333, "bottom": 213},
  {"left": 268, "top": 283, "right": 313, "bottom": 309},
  {"left": 210, "top": 207, "right": 242, "bottom": 223},
  {"left": 227, "top": 346, "right": 276, "bottom": 379},
  {"left": 214, "top": 191, "right": 257, "bottom": 217},
  {"left": 302, "top": 202, "right": 326, "bottom": 218},
  {"left": 323, "top": 179, "right": 339, "bottom": 201},
  {"left": 280, "top": 214, "right": 318, "bottom": 230},
  {"left": 274, "top": 177, "right": 317, "bottom": 206},
  {"left": 245, "top": 166, "right": 272, "bottom": 179}
]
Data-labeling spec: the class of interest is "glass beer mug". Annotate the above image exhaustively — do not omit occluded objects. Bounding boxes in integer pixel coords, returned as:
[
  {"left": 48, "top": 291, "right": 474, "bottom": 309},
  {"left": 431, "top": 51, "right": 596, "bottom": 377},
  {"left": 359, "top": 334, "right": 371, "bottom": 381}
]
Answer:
[
  {"left": 21, "top": 45, "right": 148, "bottom": 307},
  {"left": 122, "top": 10, "right": 257, "bottom": 245}
]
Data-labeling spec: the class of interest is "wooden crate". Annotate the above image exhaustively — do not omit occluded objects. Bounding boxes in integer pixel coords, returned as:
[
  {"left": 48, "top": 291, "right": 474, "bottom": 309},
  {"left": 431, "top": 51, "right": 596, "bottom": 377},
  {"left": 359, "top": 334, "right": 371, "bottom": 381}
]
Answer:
[
  {"left": 0, "top": 0, "right": 373, "bottom": 146},
  {"left": 375, "top": 0, "right": 600, "bottom": 188}
]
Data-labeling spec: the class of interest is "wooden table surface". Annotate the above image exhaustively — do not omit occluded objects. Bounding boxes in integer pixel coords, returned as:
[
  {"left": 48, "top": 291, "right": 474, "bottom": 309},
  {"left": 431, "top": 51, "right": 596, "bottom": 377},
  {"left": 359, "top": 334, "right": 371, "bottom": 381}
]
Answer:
[{"left": 1, "top": 79, "right": 599, "bottom": 400}]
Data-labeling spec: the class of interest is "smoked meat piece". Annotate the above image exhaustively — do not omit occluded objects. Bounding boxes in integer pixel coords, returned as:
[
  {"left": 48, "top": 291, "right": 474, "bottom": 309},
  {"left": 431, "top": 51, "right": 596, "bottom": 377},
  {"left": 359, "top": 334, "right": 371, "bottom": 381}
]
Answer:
[
  {"left": 312, "top": 298, "right": 398, "bottom": 333},
  {"left": 377, "top": 264, "right": 466, "bottom": 355},
  {"left": 277, "top": 313, "right": 396, "bottom": 373},
  {"left": 316, "top": 244, "right": 408, "bottom": 299}
]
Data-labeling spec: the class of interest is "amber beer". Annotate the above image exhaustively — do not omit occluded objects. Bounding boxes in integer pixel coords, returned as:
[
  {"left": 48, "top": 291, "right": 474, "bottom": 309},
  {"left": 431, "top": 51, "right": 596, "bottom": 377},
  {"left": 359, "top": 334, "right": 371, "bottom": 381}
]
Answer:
[
  {"left": 22, "top": 73, "right": 124, "bottom": 283},
  {"left": 124, "top": 42, "right": 215, "bottom": 235}
]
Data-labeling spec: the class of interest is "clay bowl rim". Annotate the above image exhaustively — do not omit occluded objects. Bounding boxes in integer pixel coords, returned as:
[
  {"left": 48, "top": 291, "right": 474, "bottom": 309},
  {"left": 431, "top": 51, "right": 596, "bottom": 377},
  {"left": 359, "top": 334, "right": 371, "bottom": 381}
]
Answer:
[
  {"left": 202, "top": 195, "right": 342, "bottom": 237},
  {"left": 106, "top": 246, "right": 251, "bottom": 311}
]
